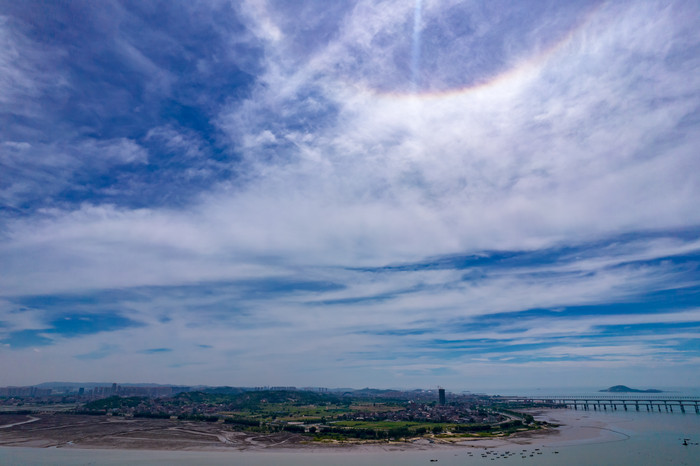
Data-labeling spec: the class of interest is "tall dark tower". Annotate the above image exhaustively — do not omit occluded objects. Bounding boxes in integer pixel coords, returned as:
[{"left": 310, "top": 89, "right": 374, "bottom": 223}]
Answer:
[{"left": 438, "top": 387, "right": 446, "bottom": 406}]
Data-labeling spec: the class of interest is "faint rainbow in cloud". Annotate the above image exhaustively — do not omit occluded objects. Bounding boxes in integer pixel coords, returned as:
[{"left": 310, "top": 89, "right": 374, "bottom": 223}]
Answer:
[{"left": 373, "top": 2, "right": 605, "bottom": 102}]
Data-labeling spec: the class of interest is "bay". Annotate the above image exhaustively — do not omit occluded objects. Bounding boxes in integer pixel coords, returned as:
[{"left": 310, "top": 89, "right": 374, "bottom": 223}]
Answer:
[{"left": 1, "top": 409, "right": 698, "bottom": 465}]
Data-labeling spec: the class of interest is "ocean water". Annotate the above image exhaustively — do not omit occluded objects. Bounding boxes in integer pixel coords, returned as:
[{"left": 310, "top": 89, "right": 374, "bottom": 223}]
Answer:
[
  {"left": 1, "top": 409, "right": 698, "bottom": 465},
  {"left": 480, "top": 386, "right": 700, "bottom": 398}
]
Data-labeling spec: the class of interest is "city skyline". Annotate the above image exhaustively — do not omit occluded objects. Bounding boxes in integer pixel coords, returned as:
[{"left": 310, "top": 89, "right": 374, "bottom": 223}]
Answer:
[{"left": 1, "top": 1, "right": 699, "bottom": 389}]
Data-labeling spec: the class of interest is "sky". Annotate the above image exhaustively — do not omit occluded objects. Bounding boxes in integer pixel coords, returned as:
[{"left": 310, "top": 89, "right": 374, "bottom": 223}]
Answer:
[{"left": 1, "top": 0, "right": 699, "bottom": 391}]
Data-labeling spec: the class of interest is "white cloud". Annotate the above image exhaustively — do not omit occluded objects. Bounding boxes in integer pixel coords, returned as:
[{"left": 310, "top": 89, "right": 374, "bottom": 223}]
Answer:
[
  {"left": 79, "top": 138, "right": 149, "bottom": 165},
  {"left": 239, "top": 0, "right": 283, "bottom": 43},
  {"left": 0, "top": 16, "right": 68, "bottom": 110},
  {"left": 210, "top": 1, "right": 700, "bottom": 265},
  {"left": 1, "top": 1, "right": 699, "bottom": 388}
]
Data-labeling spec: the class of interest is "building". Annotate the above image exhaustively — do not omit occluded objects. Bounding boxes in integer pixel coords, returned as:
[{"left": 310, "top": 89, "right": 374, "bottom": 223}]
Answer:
[
  {"left": 438, "top": 388, "right": 446, "bottom": 405},
  {"left": 0, "top": 386, "right": 52, "bottom": 397}
]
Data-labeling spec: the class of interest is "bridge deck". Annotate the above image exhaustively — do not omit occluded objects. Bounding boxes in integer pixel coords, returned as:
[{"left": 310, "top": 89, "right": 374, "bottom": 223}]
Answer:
[{"left": 496, "top": 396, "right": 700, "bottom": 413}]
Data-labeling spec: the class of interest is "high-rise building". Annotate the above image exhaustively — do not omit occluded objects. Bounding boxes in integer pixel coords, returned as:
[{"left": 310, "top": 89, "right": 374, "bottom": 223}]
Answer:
[{"left": 438, "top": 387, "right": 446, "bottom": 405}]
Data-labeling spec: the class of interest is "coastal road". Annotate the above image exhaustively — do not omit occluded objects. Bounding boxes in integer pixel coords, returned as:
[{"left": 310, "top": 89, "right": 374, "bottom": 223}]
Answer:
[{"left": 0, "top": 415, "right": 40, "bottom": 429}]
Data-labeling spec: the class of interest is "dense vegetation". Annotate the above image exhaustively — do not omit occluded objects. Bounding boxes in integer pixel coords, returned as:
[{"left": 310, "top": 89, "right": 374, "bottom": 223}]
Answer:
[{"left": 84, "top": 396, "right": 148, "bottom": 411}]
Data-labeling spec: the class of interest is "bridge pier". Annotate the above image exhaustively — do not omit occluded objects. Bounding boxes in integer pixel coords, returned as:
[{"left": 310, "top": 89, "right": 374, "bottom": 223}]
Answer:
[{"left": 502, "top": 396, "right": 700, "bottom": 414}]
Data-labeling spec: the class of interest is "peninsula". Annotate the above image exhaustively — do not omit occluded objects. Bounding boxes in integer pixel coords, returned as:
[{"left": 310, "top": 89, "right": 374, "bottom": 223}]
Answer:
[{"left": 0, "top": 386, "right": 558, "bottom": 449}]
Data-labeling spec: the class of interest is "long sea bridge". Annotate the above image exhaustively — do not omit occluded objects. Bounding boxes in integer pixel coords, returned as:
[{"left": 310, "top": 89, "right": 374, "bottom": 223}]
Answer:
[{"left": 498, "top": 395, "right": 700, "bottom": 414}]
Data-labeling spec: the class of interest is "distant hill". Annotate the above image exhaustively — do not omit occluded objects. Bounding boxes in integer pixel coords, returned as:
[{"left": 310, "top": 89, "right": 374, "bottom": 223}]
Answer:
[
  {"left": 35, "top": 382, "right": 190, "bottom": 389},
  {"left": 600, "top": 385, "right": 663, "bottom": 393}
]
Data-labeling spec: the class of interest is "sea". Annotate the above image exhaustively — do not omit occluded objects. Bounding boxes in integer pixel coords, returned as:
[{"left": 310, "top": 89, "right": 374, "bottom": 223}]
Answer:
[{"left": 1, "top": 387, "right": 698, "bottom": 465}]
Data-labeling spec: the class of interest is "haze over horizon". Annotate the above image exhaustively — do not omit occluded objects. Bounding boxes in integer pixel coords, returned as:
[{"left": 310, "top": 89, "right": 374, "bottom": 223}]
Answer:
[
  {"left": 22, "top": 381, "right": 695, "bottom": 394},
  {"left": 1, "top": 1, "right": 699, "bottom": 390}
]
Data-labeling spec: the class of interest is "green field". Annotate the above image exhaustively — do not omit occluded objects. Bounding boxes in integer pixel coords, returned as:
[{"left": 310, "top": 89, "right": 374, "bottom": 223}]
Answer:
[
  {"left": 74, "top": 390, "right": 542, "bottom": 442},
  {"left": 333, "top": 420, "right": 444, "bottom": 430},
  {"left": 221, "top": 403, "right": 349, "bottom": 421},
  {"left": 219, "top": 399, "right": 401, "bottom": 423}
]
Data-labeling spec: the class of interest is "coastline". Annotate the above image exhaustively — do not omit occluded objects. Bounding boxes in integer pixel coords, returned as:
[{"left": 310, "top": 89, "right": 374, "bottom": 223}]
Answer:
[
  {"left": 4, "top": 410, "right": 700, "bottom": 466},
  {"left": 0, "top": 408, "right": 620, "bottom": 453}
]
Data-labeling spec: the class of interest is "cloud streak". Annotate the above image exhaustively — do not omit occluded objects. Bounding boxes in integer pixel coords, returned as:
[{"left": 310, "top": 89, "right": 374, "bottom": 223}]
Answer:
[{"left": 0, "top": 0, "right": 699, "bottom": 389}]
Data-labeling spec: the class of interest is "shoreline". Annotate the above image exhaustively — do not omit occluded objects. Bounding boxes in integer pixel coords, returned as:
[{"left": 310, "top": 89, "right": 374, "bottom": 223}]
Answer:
[
  {"left": 4, "top": 408, "right": 698, "bottom": 466},
  {"left": 0, "top": 408, "right": 631, "bottom": 454}
]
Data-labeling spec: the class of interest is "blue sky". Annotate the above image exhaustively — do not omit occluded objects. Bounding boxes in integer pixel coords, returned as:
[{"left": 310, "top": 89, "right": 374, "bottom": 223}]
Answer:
[{"left": 1, "top": 0, "right": 699, "bottom": 390}]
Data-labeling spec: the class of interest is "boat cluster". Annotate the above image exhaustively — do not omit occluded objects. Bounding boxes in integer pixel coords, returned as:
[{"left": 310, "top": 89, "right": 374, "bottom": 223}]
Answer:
[{"left": 462, "top": 447, "right": 557, "bottom": 460}]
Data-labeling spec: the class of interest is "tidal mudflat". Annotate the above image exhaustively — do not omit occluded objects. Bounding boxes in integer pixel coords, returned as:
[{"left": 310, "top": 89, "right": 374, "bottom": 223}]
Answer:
[{"left": 1, "top": 409, "right": 698, "bottom": 465}]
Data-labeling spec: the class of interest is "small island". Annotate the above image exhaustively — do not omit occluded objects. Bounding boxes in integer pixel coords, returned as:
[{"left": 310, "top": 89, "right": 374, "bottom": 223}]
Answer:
[{"left": 599, "top": 385, "right": 663, "bottom": 393}]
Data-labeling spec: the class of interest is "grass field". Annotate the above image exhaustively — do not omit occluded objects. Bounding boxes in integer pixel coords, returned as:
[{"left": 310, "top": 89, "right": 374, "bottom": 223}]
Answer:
[
  {"left": 220, "top": 401, "right": 402, "bottom": 422},
  {"left": 333, "top": 420, "right": 445, "bottom": 430}
]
